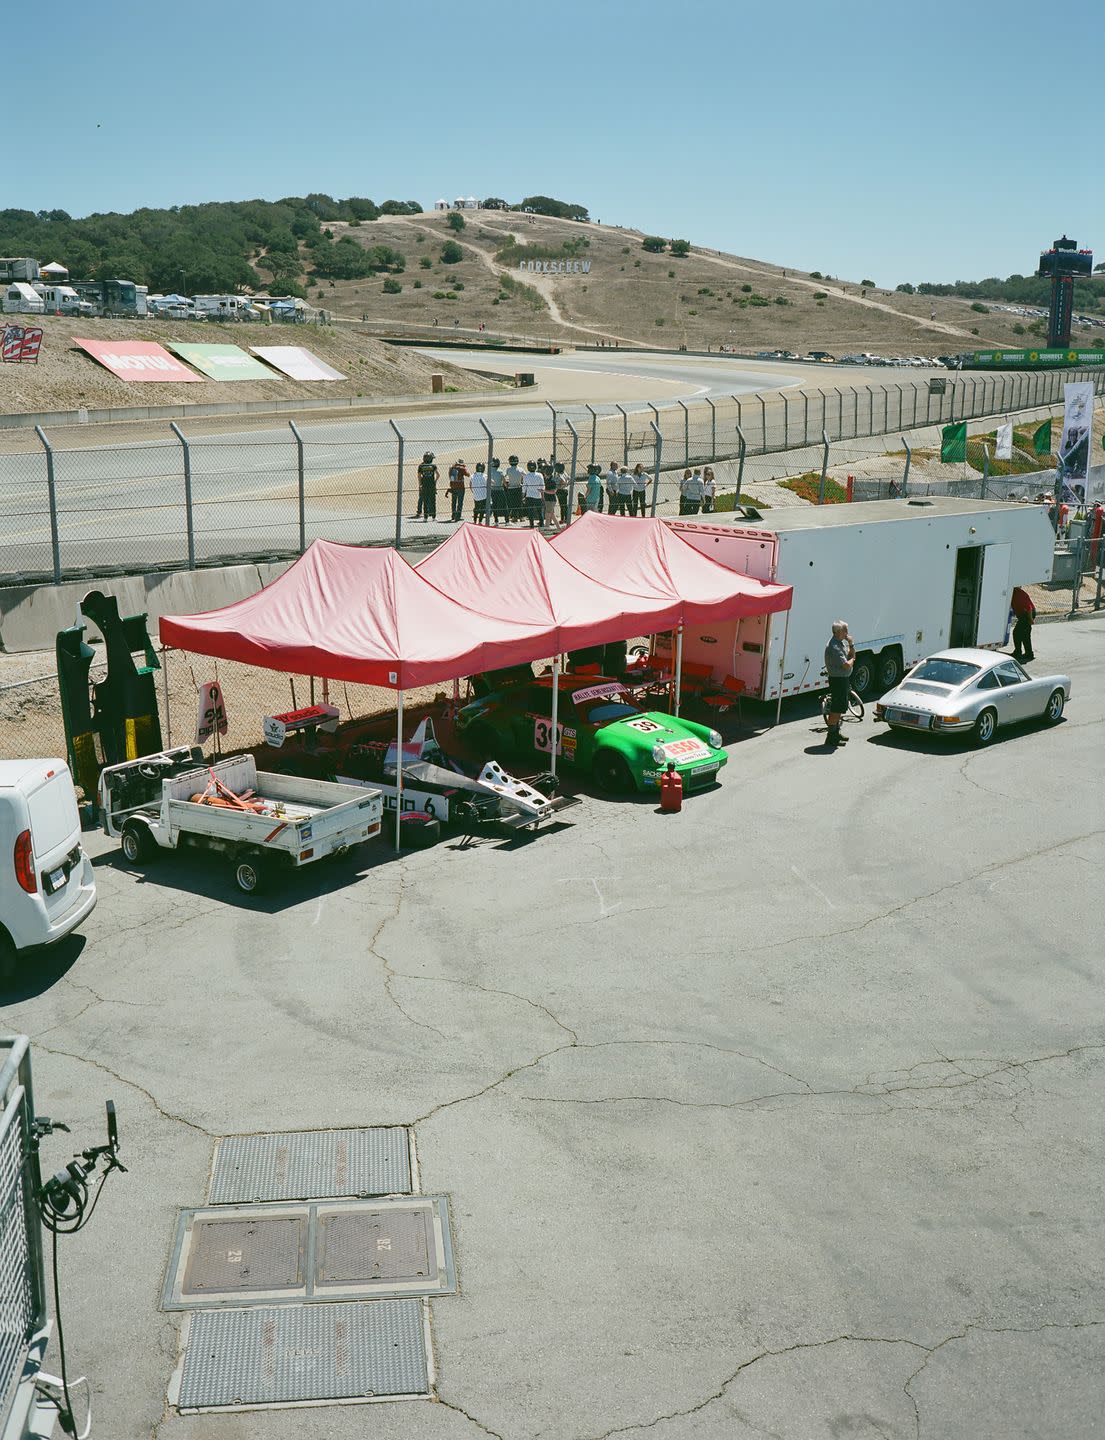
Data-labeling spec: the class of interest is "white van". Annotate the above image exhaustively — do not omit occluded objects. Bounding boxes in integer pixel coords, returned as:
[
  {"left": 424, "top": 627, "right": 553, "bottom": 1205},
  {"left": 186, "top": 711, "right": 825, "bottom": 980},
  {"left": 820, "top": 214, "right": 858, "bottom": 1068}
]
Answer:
[{"left": 0, "top": 760, "right": 96, "bottom": 959}]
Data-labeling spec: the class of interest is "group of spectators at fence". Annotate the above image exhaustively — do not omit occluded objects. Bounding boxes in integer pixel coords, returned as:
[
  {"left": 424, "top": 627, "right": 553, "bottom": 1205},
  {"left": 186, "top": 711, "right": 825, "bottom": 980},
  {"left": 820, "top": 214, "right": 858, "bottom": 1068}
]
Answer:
[{"left": 412, "top": 454, "right": 720, "bottom": 529}]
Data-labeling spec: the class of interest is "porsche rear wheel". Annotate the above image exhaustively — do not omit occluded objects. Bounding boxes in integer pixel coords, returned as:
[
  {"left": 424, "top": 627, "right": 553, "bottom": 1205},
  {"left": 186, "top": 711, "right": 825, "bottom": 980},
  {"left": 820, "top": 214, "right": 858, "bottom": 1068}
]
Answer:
[
  {"left": 1044, "top": 689, "right": 1065, "bottom": 724},
  {"left": 971, "top": 708, "right": 998, "bottom": 748}
]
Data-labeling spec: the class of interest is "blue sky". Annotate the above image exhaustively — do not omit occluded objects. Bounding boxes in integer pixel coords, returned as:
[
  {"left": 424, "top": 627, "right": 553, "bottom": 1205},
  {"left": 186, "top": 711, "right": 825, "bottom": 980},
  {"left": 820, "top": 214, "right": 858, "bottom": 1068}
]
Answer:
[{"left": 11, "top": 0, "right": 1103, "bottom": 286}]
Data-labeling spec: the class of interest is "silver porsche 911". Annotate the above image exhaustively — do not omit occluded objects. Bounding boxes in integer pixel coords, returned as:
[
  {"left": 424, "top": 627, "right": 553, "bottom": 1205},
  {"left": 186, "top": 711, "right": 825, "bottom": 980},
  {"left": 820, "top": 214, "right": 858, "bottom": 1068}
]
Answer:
[{"left": 874, "top": 647, "right": 1071, "bottom": 747}]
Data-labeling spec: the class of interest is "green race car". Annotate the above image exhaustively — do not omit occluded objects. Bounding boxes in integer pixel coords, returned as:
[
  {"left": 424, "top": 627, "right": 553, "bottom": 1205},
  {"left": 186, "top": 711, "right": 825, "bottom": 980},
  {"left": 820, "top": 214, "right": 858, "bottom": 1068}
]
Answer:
[{"left": 457, "top": 674, "right": 727, "bottom": 794}]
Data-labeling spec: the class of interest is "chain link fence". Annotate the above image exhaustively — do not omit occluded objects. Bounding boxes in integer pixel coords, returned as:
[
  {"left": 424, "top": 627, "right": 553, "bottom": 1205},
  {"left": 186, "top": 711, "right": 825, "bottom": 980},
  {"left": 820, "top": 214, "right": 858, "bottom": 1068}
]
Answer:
[{"left": 3, "top": 368, "right": 1102, "bottom": 584}]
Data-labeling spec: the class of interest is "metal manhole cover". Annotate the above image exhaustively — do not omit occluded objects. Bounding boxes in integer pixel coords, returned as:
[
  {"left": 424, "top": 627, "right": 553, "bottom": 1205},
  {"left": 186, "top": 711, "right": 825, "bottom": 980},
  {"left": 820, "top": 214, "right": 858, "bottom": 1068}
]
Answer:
[
  {"left": 173, "top": 1300, "right": 430, "bottom": 1410},
  {"left": 317, "top": 1207, "right": 433, "bottom": 1285},
  {"left": 209, "top": 1128, "right": 411, "bottom": 1204},
  {"left": 163, "top": 1198, "right": 455, "bottom": 1310},
  {"left": 182, "top": 1217, "right": 306, "bottom": 1296}
]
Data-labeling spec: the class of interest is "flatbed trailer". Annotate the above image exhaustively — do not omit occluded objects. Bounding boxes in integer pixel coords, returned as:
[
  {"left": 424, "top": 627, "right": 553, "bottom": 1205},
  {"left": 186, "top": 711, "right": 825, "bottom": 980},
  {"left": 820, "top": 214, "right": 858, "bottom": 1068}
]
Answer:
[
  {"left": 666, "top": 497, "right": 1056, "bottom": 701},
  {"left": 99, "top": 747, "right": 382, "bottom": 894}
]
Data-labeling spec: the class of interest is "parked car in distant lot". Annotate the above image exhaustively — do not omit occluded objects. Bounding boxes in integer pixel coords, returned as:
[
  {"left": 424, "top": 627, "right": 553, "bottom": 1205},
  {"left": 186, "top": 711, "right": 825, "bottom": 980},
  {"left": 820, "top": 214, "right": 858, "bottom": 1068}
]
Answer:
[
  {"left": 874, "top": 648, "right": 1070, "bottom": 747},
  {"left": 807, "top": 350, "right": 836, "bottom": 362}
]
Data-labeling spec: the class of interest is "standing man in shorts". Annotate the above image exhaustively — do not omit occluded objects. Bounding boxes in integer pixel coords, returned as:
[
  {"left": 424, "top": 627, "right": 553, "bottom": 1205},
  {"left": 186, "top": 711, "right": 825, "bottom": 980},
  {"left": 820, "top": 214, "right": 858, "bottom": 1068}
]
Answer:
[{"left": 824, "top": 620, "right": 855, "bottom": 746}]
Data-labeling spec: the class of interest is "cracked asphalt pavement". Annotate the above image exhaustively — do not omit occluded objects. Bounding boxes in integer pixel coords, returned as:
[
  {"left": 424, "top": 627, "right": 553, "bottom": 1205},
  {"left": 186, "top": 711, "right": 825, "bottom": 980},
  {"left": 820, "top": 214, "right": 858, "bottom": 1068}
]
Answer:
[{"left": 2, "top": 620, "right": 1102, "bottom": 1439}]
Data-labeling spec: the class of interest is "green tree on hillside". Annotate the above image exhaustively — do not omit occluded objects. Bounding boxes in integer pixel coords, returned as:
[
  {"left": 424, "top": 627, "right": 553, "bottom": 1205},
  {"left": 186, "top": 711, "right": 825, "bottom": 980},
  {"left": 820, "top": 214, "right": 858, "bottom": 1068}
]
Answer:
[
  {"left": 669, "top": 238, "right": 691, "bottom": 257},
  {"left": 641, "top": 236, "right": 666, "bottom": 252},
  {"left": 446, "top": 212, "right": 465, "bottom": 232},
  {"left": 516, "top": 195, "right": 589, "bottom": 221},
  {"left": 440, "top": 240, "right": 463, "bottom": 264}
]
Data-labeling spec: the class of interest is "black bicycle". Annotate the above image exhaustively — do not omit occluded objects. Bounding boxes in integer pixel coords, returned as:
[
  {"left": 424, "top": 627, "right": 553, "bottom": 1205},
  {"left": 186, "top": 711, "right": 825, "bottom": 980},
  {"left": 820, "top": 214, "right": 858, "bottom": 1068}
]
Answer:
[{"left": 820, "top": 687, "right": 865, "bottom": 723}]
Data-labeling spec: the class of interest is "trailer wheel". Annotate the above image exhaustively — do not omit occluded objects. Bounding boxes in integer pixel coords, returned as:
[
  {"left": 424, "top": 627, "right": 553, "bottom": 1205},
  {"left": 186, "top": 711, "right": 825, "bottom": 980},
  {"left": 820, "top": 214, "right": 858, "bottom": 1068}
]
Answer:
[
  {"left": 121, "top": 820, "right": 156, "bottom": 865},
  {"left": 851, "top": 652, "right": 875, "bottom": 697},
  {"left": 875, "top": 648, "right": 902, "bottom": 692},
  {"left": 234, "top": 855, "right": 270, "bottom": 895}
]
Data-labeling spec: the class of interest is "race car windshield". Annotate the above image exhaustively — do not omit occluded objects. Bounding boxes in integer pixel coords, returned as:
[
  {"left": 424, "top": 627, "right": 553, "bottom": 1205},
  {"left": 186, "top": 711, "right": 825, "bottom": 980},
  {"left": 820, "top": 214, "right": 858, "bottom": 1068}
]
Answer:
[{"left": 585, "top": 701, "right": 640, "bottom": 724}]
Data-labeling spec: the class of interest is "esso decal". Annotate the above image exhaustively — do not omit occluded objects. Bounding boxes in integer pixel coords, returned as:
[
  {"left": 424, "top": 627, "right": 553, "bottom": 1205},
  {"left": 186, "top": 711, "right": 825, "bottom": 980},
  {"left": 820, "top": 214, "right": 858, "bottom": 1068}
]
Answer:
[{"left": 664, "top": 737, "right": 709, "bottom": 760}]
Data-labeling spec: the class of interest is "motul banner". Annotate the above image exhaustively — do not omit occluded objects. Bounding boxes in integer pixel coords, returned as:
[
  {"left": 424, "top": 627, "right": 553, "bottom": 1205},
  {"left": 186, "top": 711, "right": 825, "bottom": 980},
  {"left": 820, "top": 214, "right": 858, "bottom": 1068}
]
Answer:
[
  {"left": 250, "top": 345, "right": 346, "bottom": 381},
  {"left": 73, "top": 337, "right": 202, "bottom": 381}
]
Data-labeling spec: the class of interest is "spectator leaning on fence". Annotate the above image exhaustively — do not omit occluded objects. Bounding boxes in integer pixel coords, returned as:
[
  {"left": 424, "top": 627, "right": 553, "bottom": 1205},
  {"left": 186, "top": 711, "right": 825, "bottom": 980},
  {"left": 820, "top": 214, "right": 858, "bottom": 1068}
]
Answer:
[
  {"left": 470, "top": 462, "right": 488, "bottom": 524},
  {"left": 702, "top": 467, "right": 716, "bottom": 513},
  {"left": 523, "top": 461, "right": 545, "bottom": 528},
  {"left": 680, "top": 468, "right": 705, "bottom": 515},
  {"left": 606, "top": 461, "right": 620, "bottom": 509},
  {"left": 504, "top": 455, "right": 525, "bottom": 521},
  {"left": 448, "top": 457, "right": 469, "bottom": 523},
  {"left": 632, "top": 463, "right": 649, "bottom": 517},
  {"left": 542, "top": 465, "right": 559, "bottom": 529},
  {"left": 488, "top": 457, "right": 505, "bottom": 525}
]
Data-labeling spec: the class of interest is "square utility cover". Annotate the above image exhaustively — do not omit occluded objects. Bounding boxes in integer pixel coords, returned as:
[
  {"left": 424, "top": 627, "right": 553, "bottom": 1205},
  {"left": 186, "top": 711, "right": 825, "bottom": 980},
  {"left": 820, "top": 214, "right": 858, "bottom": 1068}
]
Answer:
[
  {"left": 209, "top": 1127, "right": 412, "bottom": 1204},
  {"left": 163, "top": 1197, "right": 455, "bottom": 1311}
]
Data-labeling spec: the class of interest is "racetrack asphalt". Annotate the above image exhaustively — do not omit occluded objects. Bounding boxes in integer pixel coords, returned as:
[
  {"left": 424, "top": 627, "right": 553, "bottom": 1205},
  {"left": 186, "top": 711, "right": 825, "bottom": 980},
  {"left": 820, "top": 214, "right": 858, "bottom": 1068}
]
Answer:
[{"left": 2, "top": 616, "right": 1101, "bottom": 1439}]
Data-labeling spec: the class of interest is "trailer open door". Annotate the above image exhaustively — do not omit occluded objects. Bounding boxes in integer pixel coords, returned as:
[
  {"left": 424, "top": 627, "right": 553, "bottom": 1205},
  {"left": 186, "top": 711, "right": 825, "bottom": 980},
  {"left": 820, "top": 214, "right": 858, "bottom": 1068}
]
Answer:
[{"left": 975, "top": 542, "right": 1012, "bottom": 645}]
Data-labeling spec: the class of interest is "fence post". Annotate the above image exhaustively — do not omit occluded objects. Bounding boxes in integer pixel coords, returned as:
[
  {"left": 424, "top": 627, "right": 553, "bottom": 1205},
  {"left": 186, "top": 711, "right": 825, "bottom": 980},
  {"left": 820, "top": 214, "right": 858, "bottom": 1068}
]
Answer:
[
  {"left": 803, "top": 390, "right": 809, "bottom": 445},
  {"left": 901, "top": 435, "right": 911, "bottom": 497},
  {"left": 565, "top": 418, "right": 580, "bottom": 517},
  {"left": 736, "top": 425, "right": 747, "bottom": 496},
  {"left": 850, "top": 387, "right": 859, "bottom": 438},
  {"left": 168, "top": 423, "right": 196, "bottom": 570},
  {"left": 678, "top": 399, "right": 690, "bottom": 464},
  {"left": 478, "top": 418, "right": 494, "bottom": 525},
  {"left": 757, "top": 392, "right": 767, "bottom": 450},
  {"left": 705, "top": 396, "right": 717, "bottom": 462},
  {"left": 546, "top": 401, "right": 558, "bottom": 463},
  {"left": 33, "top": 425, "right": 62, "bottom": 583},
  {"left": 948, "top": 380, "right": 956, "bottom": 422},
  {"left": 616, "top": 404, "right": 629, "bottom": 466},
  {"left": 585, "top": 404, "right": 597, "bottom": 466},
  {"left": 389, "top": 418, "right": 405, "bottom": 548},
  {"left": 649, "top": 420, "right": 663, "bottom": 517},
  {"left": 980, "top": 445, "right": 989, "bottom": 500},
  {"left": 732, "top": 395, "right": 743, "bottom": 440},
  {"left": 288, "top": 420, "right": 306, "bottom": 553},
  {"left": 880, "top": 385, "right": 888, "bottom": 433},
  {"left": 817, "top": 430, "right": 830, "bottom": 505},
  {"left": 782, "top": 393, "right": 789, "bottom": 448},
  {"left": 1070, "top": 536, "right": 1084, "bottom": 616}
]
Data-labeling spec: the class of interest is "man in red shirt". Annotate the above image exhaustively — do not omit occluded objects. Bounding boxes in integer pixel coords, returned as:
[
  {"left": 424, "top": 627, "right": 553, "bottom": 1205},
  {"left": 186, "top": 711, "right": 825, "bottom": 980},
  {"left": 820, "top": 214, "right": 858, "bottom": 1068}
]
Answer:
[{"left": 1010, "top": 585, "right": 1036, "bottom": 663}]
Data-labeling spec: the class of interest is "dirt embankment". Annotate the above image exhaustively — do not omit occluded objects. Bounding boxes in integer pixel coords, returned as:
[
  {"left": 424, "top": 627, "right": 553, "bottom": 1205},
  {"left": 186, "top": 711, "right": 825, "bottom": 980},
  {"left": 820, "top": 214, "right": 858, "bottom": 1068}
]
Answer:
[{"left": 0, "top": 314, "right": 487, "bottom": 416}]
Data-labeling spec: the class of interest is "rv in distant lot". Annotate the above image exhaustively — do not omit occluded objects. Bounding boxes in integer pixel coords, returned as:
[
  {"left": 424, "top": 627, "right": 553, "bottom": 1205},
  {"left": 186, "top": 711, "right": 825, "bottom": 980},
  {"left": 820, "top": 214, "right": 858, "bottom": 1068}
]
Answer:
[
  {"left": 2, "top": 282, "right": 45, "bottom": 314},
  {"left": 37, "top": 284, "right": 92, "bottom": 316},
  {"left": 193, "top": 294, "right": 256, "bottom": 321},
  {"left": 71, "top": 279, "right": 148, "bottom": 316},
  {"left": 0, "top": 257, "right": 40, "bottom": 285}
]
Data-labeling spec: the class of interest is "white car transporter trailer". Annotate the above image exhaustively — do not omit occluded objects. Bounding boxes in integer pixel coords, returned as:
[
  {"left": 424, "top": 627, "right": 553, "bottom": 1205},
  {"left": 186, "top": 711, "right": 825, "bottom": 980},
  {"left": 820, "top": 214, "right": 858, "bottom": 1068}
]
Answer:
[{"left": 666, "top": 497, "right": 1056, "bottom": 704}]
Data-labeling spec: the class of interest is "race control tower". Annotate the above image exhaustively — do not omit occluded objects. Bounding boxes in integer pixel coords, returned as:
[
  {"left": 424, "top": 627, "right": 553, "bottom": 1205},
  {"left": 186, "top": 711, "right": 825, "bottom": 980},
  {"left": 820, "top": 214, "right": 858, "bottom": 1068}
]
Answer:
[{"left": 1037, "top": 235, "right": 1093, "bottom": 348}]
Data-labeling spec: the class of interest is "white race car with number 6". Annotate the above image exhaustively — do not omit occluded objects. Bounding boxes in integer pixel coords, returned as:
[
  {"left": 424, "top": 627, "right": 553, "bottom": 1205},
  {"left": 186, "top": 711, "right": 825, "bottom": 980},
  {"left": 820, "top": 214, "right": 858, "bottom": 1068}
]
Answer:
[{"left": 874, "top": 648, "right": 1070, "bottom": 747}]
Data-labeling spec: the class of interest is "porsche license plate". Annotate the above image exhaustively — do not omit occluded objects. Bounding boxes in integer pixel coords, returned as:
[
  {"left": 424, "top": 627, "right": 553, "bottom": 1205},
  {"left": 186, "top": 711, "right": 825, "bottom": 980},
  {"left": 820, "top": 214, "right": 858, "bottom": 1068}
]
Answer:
[{"left": 890, "top": 710, "right": 929, "bottom": 728}]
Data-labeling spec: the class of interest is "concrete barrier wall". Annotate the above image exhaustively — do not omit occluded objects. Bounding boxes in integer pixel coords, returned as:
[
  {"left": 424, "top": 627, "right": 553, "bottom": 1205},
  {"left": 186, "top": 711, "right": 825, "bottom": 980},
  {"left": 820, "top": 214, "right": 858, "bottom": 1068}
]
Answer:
[{"left": 0, "top": 559, "right": 291, "bottom": 654}]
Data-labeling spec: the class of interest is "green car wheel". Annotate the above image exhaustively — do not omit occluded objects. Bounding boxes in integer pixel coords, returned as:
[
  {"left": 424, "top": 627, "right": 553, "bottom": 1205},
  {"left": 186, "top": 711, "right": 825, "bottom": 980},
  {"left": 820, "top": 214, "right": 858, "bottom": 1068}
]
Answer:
[{"left": 593, "top": 750, "right": 634, "bottom": 793}]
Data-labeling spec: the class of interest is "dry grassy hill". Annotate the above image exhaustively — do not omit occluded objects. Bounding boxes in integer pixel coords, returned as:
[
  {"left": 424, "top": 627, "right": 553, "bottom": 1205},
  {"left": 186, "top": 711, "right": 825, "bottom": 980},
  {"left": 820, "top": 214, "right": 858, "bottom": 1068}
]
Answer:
[
  {"left": 317, "top": 211, "right": 1054, "bottom": 354},
  {"left": 1, "top": 313, "right": 485, "bottom": 416}
]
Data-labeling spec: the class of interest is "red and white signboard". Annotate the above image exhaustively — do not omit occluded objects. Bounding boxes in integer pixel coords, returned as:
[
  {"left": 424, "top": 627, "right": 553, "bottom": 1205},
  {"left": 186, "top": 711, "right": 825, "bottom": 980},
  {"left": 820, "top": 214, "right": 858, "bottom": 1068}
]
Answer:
[
  {"left": 73, "top": 337, "right": 202, "bottom": 382},
  {"left": 249, "top": 346, "right": 346, "bottom": 381}
]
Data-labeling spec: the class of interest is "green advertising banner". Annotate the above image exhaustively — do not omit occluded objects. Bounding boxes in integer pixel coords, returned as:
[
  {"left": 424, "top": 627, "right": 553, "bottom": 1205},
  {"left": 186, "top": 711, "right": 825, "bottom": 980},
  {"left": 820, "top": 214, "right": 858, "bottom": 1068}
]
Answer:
[
  {"left": 941, "top": 421, "right": 967, "bottom": 463},
  {"left": 167, "top": 343, "right": 279, "bottom": 381},
  {"left": 968, "top": 348, "right": 1105, "bottom": 369}
]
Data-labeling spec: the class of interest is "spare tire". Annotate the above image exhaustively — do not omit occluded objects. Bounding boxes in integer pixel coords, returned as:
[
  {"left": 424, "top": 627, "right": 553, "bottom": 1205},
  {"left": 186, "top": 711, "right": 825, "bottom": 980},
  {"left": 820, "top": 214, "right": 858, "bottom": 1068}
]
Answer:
[{"left": 399, "top": 813, "right": 442, "bottom": 850}]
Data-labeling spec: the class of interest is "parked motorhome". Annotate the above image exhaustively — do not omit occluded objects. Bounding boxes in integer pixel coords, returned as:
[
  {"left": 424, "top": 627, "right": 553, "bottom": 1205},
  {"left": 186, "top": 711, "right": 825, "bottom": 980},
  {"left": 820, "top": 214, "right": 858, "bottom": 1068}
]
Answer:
[{"left": 3, "top": 283, "right": 45, "bottom": 314}]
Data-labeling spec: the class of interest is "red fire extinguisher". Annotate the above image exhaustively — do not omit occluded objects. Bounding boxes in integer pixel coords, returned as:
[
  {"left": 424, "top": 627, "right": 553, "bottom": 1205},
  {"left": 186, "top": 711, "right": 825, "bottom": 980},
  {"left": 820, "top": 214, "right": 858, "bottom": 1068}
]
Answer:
[{"left": 660, "top": 762, "right": 683, "bottom": 813}]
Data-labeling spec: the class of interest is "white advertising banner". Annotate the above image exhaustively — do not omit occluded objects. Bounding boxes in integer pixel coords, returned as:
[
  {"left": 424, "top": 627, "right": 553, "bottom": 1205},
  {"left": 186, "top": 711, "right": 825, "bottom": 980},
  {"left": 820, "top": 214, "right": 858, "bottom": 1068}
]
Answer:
[
  {"left": 249, "top": 346, "right": 346, "bottom": 381},
  {"left": 1059, "top": 381, "right": 1093, "bottom": 497},
  {"left": 995, "top": 421, "right": 1013, "bottom": 460}
]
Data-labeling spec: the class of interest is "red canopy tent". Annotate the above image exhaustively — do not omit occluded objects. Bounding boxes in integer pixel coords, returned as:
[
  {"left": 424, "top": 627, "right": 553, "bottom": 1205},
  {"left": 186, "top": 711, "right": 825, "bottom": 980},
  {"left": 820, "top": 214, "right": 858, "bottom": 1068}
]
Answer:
[
  {"left": 158, "top": 539, "right": 549, "bottom": 689},
  {"left": 551, "top": 512, "right": 791, "bottom": 623},
  {"left": 415, "top": 522, "right": 683, "bottom": 649},
  {"left": 552, "top": 513, "right": 793, "bottom": 716}
]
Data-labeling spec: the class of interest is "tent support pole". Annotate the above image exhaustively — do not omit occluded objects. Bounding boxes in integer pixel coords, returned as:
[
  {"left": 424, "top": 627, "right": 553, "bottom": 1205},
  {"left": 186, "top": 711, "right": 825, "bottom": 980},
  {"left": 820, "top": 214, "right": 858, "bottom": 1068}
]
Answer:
[
  {"left": 395, "top": 691, "right": 404, "bottom": 852},
  {"left": 161, "top": 647, "right": 171, "bottom": 747},
  {"left": 674, "top": 626, "right": 684, "bottom": 716},
  {"left": 774, "top": 609, "right": 791, "bottom": 726},
  {"left": 550, "top": 657, "right": 560, "bottom": 778}
]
